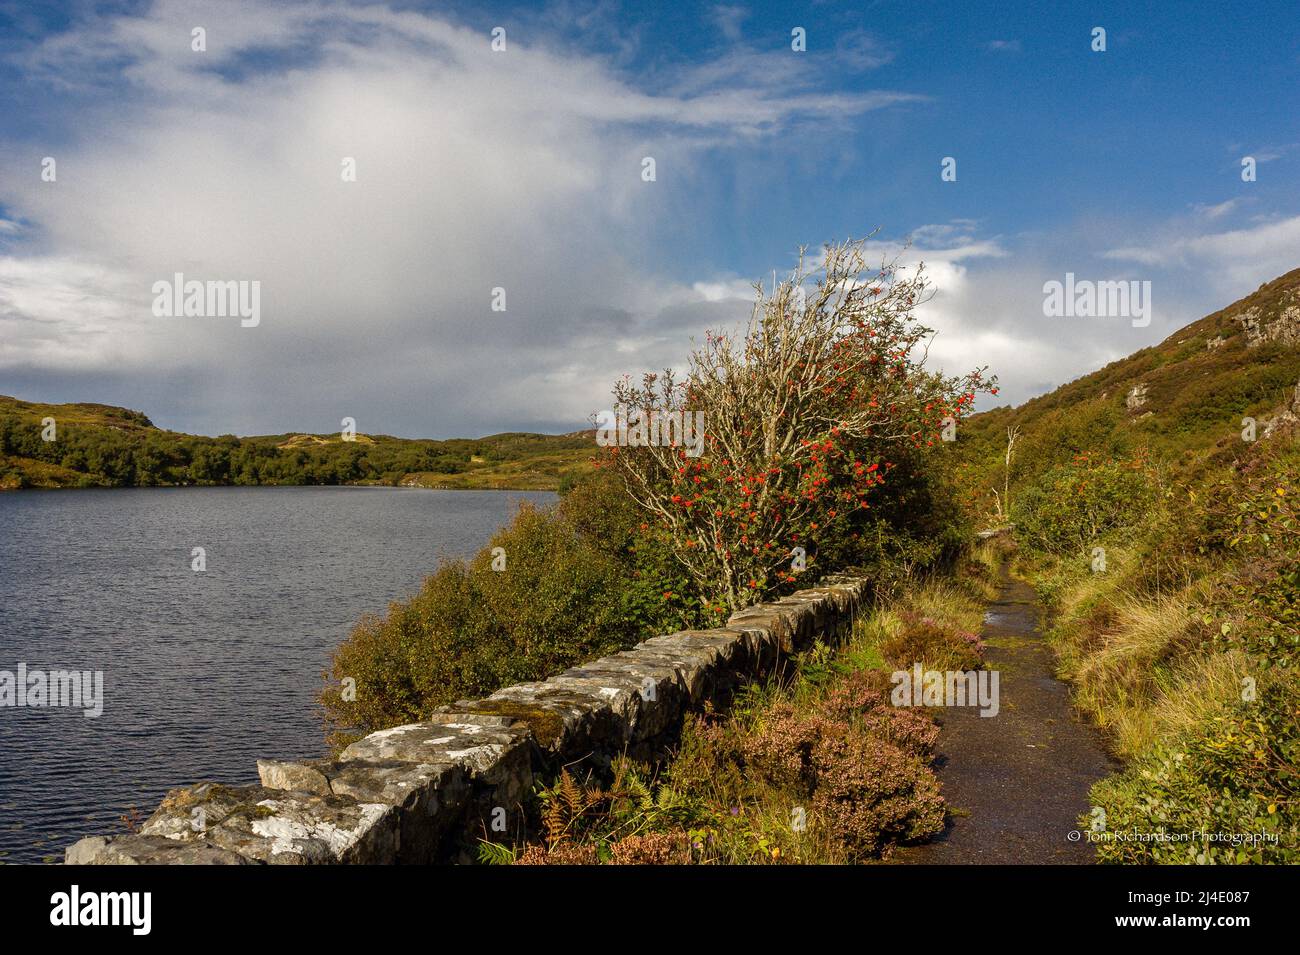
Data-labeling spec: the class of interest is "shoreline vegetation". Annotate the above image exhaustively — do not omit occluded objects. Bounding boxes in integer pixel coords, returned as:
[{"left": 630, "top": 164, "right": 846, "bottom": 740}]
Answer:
[{"left": 0, "top": 394, "right": 592, "bottom": 492}]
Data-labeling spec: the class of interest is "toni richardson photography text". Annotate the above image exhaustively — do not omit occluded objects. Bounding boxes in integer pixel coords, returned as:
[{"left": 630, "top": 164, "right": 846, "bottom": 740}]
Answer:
[{"left": 0, "top": 0, "right": 1293, "bottom": 938}]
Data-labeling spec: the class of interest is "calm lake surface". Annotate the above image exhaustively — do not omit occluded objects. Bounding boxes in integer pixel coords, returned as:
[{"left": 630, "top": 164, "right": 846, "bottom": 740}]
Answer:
[{"left": 0, "top": 486, "right": 554, "bottom": 864}]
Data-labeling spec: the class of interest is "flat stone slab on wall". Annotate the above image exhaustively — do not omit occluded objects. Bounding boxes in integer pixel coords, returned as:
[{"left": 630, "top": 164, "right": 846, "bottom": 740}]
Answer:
[{"left": 65, "top": 572, "right": 871, "bottom": 865}]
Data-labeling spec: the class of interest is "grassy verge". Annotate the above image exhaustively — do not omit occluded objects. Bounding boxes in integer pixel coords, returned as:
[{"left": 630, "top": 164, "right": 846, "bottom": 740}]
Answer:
[{"left": 1010, "top": 475, "right": 1300, "bottom": 863}]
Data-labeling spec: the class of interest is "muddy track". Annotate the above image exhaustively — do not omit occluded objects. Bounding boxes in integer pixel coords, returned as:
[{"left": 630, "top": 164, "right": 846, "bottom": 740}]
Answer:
[{"left": 894, "top": 567, "right": 1117, "bottom": 864}]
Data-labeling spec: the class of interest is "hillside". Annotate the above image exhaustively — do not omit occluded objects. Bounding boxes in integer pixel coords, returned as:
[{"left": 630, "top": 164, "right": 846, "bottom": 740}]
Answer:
[
  {"left": 0, "top": 395, "right": 594, "bottom": 491},
  {"left": 960, "top": 266, "right": 1300, "bottom": 501},
  {"left": 956, "top": 268, "right": 1300, "bottom": 863}
]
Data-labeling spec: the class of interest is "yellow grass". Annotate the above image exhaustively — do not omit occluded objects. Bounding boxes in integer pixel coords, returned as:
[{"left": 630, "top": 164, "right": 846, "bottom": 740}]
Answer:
[
  {"left": 1108, "top": 648, "right": 1253, "bottom": 758},
  {"left": 1046, "top": 574, "right": 1240, "bottom": 758}
]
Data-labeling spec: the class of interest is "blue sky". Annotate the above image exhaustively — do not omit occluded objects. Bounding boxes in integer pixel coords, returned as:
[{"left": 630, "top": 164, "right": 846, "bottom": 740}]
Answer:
[{"left": 1, "top": 0, "right": 1297, "bottom": 437}]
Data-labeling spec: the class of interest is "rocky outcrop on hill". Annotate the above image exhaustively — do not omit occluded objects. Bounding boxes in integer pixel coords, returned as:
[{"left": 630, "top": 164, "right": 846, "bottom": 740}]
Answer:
[
  {"left": 1263, "top": 378, "right": 1300, "bottom": 439},
  {"left": 1125, "top": 383, "right": 1149, "bottom": 411},
  {"left": 1234, "top": 286, "right": 1300, "bottom": 348}
]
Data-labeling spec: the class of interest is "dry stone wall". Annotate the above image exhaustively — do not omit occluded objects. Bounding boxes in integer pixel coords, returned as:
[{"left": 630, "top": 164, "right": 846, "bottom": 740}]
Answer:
[{"left": 65, "top": 572, "right": 871, "bottom": 865}]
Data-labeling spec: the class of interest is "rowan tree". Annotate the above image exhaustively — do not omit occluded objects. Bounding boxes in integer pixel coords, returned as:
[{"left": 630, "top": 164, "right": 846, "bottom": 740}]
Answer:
[{"left": 605, "top": 238, "right": 995, "bottom": 613}]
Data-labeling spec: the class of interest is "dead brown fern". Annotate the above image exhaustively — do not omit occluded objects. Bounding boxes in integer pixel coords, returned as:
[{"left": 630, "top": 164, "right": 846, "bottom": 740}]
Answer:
[{"left": 541, "top": 769, "right": 605, "bottom": 848}]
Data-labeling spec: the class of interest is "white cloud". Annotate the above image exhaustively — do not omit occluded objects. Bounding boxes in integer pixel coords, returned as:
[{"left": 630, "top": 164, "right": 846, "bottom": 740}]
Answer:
[
  {"left": 0, "top": 0, "right": 918, "bottom": 436},
  {"left": 1242, "top": 143, "right": 1298, "bottom": 164},
  {"left": 835, "top": 30, "right": 895, "bottom": 70},
  {"left": 0, "top": 256, "right": 153, "bottom": 370},
  {"left": 1191, "top": 198, "right": 1240, "bottom": 220},
  {"left": 689, "top": 279, "right": 759, "bottom": 303},
  {"left": 710, "top": 5, "right": 749, "bottom": 42},
  {"left": 1103, "top": 214, "right": 1300, "bottom": 300}
]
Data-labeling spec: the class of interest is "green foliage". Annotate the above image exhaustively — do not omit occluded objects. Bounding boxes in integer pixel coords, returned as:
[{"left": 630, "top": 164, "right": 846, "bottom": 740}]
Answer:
[
  {"left": 0, "top": 395, "right": 590, "bottom": 490},
  {"left": 1012, "top": 452, "right": 1159, "bottom": 559},
  {"left": 320, "top": 471, "right": 702, "bottom": 747},
  {"left": 1088, "top": 674, "right": 1300, "bottom": 864},
  {"left": 475, "top": 840, "right": 518, "bottom": 866},
  {"left": 561, "top": 472, "right": 703, "bottom": 632},
  {"left": 959, "top": 269, "right": 1300, "bottom": 864},
  {"left": 1206, "top": 444, "right": 1300, "bottom": 667}
]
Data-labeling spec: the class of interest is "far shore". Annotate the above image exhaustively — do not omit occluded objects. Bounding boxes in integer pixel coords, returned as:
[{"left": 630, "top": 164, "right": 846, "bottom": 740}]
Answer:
[{"left": 0, "top": 480, "right": 564, "bottom": 494}]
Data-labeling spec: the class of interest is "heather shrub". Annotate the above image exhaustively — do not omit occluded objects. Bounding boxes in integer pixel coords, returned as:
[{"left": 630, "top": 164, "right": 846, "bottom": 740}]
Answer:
[
  {"left": 738, "top": 701, "right": 944, "bottom": 860},
  {"left": 609, "top": 831, "right": 693, "bottom": 865},
  {"left": 816, "top": 668, "right": 892, "bottom": 720},
  {"left": 514, "top": 843, "right": 600, "bottom": 866},
  {"left": 813, "top": 669, "right": 939, "bottom": 757},
  {"left": 857, "top": 703, "right": 941, "bottom": 758},
  {"left": 812, "top": 731, "right": 945, "bottom": 856},
  {"left": 741, "top": 705, "right": 827, "bottom": 792},
  {"left": 879, "top": 610, "right": 983, "bottom": 671}
]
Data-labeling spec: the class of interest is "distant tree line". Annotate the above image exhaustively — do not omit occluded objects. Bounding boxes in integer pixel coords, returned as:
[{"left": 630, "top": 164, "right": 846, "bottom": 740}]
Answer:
[{"left": 0, "top": 413, "right": 583, "bottom": 488}]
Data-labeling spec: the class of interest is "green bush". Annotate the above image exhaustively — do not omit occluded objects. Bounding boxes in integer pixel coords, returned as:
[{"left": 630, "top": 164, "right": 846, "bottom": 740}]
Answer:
[
  {"left": 1088, "top": 675, "right": 1300, "bottom": 864},
  {"left": 1206, "top": 444, "right": 1300, "bottom": 666},
  {"left": 1013, "top": 453, "right": 1158, "bottom": 559},
  {"left": 320, "top": 472, "right": 700, "bottom": 748}
]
